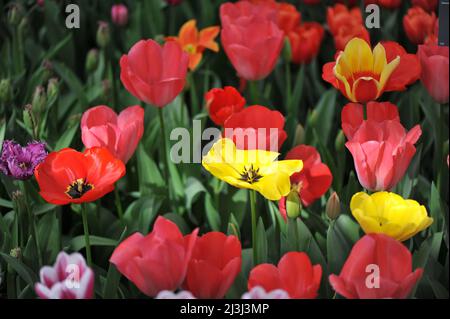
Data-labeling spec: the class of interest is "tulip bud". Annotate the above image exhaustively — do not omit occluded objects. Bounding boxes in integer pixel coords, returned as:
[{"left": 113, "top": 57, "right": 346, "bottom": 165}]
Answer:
[
  {"left": 326, "top": 192, "right": 341, "bottom": 220},
  {"left": 0, "top": 79, "right": 12, "bottom": 104},
  {"left": 85, "top": 49, "right": 99, "bottom": 73},
  {"left": 335, "top": 129, "right": 346, "bottom": 152},
  {"left": 23, "top": 104, "right": 36, "bottom": 134},
  {"left": 47, "top": 78, "right": 59, "bottom": 100},
  {"left": 308, "top": 110, "right": 318, "bottom": 127},
  {"left": 111, "top": 4, "right": 128, "bottom": 27},
  {"left": 32, "top": 86, "right": 47, "bottom": 116},
  {"left": 282, "top": 37, "right": 292, "bottom": 62},
  {"left": 286, "top": 189, "right": 302, "bottom": 219},
  {"left": 42, "top": 60, "right": 53, "bottom": 82},
  {"left": 10, "top": 247, "right": 21, "bottom": 258},
  {"left": 96, "top": 21, "right": 111, "bottom": 48},
  {"left": 7, "top": 3, "right": 23, "bottom": 27},
  {"left": 293, "top": 123, "right": 305, "bottom": 146}
]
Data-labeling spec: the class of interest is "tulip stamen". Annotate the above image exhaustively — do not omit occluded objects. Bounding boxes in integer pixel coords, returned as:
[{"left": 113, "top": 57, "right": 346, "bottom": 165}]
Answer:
[
  {"left": 65, "top": 178, "right": 94, "bottom": 199},
  {"left": 239, "top": 164, "right": 263, "bottom": 184}
]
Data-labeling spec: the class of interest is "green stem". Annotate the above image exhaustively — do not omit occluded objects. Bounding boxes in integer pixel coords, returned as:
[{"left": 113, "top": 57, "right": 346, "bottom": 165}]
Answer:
[
  {"left": 285, "top": 60, "right": 291, "bottom": 112},
  {"left": 249, "top": 190, "right": 258, "bottom": 265},
  {"left": 248, "top": 80, "right": 260, "bottom": 105},
  {"left": 81, "top": 204, "right": 92, "bottom": 267},
  {"left": 158, "top": 108, "right": 169, "bottom": 182},
  {"left": 189, "top": 73, "right": 199, "bottom": 115},
  {"left": 114, "top": 186, "right": 124, "bottom": 221},
  {"left": 19, "top": 181, "right": 42, "bottom": 267},
  {"left": 435, "top": 104, "right": 444, "bottom": 193}
]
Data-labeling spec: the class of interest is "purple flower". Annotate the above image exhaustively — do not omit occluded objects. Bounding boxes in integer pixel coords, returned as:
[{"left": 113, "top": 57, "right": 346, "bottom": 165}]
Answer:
[
  {"left": 35, "top": 252, "right": 94, "bottom": 299},
  {"left": 0, "top": 140, "right": 47, "bottom": 180}
]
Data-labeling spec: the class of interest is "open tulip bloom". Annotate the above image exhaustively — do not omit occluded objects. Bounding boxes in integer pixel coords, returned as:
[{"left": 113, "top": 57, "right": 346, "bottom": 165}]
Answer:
[{"left": 0, "top": 0, "right": 448, "bottom": 303}]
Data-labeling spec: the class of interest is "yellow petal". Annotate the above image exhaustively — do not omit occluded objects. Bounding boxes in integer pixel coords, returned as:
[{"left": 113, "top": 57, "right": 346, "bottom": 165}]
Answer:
[{"left": 342, "top": 38, "right": 374, "bottom": 74}]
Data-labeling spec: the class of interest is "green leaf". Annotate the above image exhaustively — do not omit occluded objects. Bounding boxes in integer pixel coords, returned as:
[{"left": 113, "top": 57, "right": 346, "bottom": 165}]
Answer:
[
  {"left": 53, "top": 62, "right": 87, "bottom": 108},
  {"left": 0, "top": 198, "right": 13, "bottom": 209},
  {"left": 0, "top": 118, "right": 6, "bottom": 147},
  {"left": 204, "top": 193, "right": 221, "bottom": 231},
  {"left": 0, "top": 253, "right": 38, "bottom": 286},
  {"left": 102, "top": 227, "right": 127, "bottom": 299},
  {"left": 255, "top": 218, "right": 268, "bottom": 264},
  {"left": 136, "top": 144, "right": 165, "bottom": 195},
  {"left": 69, "top": 235, "right": 117, "bottom": 251},
  {"left": 54, "top": 123, "right": 79, "bottom": 151},
  {"left": 185, "top": 177, "right": 206, "bottom": 211},
  {"left": 227, "top": 213, "right": 241, "bottom": 240}
]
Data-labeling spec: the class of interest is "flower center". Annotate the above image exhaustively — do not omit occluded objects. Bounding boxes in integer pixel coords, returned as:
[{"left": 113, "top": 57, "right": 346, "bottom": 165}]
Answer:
[
  {"left": 19, "top": 162, "right": 30, "bottom": 169},
  {"left": 239, "top": 165, "right": 263, "bottom": 184},
  {"left": 65, "top": 178, "right": 94, "bottom": 199},
  {"left": 184, "top": 44, "right": 197, "bottom": 54}
]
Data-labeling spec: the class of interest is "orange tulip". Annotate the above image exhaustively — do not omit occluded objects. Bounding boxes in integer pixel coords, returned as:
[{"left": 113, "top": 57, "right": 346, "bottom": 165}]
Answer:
[{"left": 166, "top": 19, "right": 220, "bottom": 71}]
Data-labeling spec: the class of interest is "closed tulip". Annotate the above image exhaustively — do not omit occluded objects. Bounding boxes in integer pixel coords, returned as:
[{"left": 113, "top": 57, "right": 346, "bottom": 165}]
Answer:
[
  {"left": 183, "top": 232, "right": 242, "bottom": 299},
  {"left": 287, "top": 22, "right": 324, "bottom": 64},
  {"left": 224, "top": 105, "right": 287, "bottom": 151},
  {"left": 342, "top": 102, "right": 422, "bottom": 191},
  {"left": 403, "top": 7, "right": 437, "bottom": 45},
  {"left": 205, "top": 86, "right": 246, "bottom": 126},
  {"left": 248, "top": 252, "right": 322, "bottom": 299},
  {"left": 276, "top": 3, "right": 301, "bottom": 34},
  {"left": 220, "top": 1, "right": 284, "bottom": 81},
  {"left": 329, "top": 234, "right": 424, "bottom": 299},
  {"left": 120, "top": 39, "right": 189, "bottom": 107},
  {"left": 418, "top": 44, "right": 449, "bottom": 104},
  {"left": 351, "top": 192, "right": 433, "bottom": 242},
  {"left": 81, "top": 105, "right": 144, "bottom": 164},
  {"left": 110, "top": 217, "right": 198, "bottom": 297},
  {"left": 365, "top": 0, "right": 401, "bottom": 9},
  {"left": 111, "top": 4, "right": 128, "bottom": 27},
  {"left": 412, "top": 0, "right": 438, "bottom": 12}
]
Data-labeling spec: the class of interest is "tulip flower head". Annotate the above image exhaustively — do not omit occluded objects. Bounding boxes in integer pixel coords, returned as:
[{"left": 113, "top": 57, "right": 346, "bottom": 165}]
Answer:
[
  {"left": 81, "top": 105, "right": 144, "bottom": 163},
  {"left": 120, "top": 39, "right": 189, "bottom": 107},
  {"left": 0, "top": 140, "right": 47, "bottom": 180},
  {"left": 322, "top": 38, "right": 421, "bottom": 103},
  {"left": 205, "top": 86, "right": 246, "bottom": 126},
  {"left": 202, "top": 138, "right": 302, "bottom": 201},
  {"left": 34, "top": 147, "right": 125, "bottom": 205},
  {"left": 110, "top": 216, "right": 198, "bottom": 297},
  {"left": 342, "top": 102, "right": 422, "bottom": 191},
  {"left": 329, "top": 234, "right": 423, "bottom": 299},
  {"left": 248, "top": 252, "right": 322, "bottom": 299},
  {"left": 35, "top": 252, "right": 94, "bottom": 299},
  {"left": 418, "top": 44, "right": 449, "bottom": 104},
  {"left": 166, "top": 19, "right": 220, "bottom": 71},
  {"left": 403, "top": 7, "right": 437, "bottom": 45},
  {"left": 111, "top": 4, "right": 128, "bottom": 27},
  {"left": 351, "top": 192, "right": 433, "bottom": 242},
  {"left": 287, "top": 22, "right": 324, "bottom": 64}
]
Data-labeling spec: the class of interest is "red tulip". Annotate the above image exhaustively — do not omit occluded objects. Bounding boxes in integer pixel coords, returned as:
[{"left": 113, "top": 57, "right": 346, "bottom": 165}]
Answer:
[
  {"left": 120, "top": 39, "right": 189, "bottom": 107},
  {"left": 287, "top": 22, "right": 324, "bottom": 64},
  {"left": 183, "top": 232, "right": 242, "bottom": 299},
  {"left": 403, "top": 7, "right": 437, "bottom": 45},
  {"left": 327, "top": 4, "right": 363, "bottom": 36},
  {"left": 276, "top": 3, "right": 301, "bottom": 34},
  {"left": 365, "top": 0, "right": 402, "bottom": 9},
  {"left": 111, "top": 4, "right": 128, "bottom": 26},
  {"left": 248, "top": 252, "right": 322, "bottom": 299},
  {"left": 342, "top": 102, "right": 422, "bottom": 191},
  {"left": 35, "top": 147, "right": 125, "bottom": 205},
  {"left": 412, "top": 0, "right": 438, "bottom": 12},
  {"left": 329, "top": 234, "right": 423, "bottom": 299},
  {"left": 220, "top": 1, "right": 284, "bottom": 81},
  {"left": 418, "top": 44, "right": 449, "bottom": 104},
  {"left": 110, "top": 216, "right": 198, "bottom": 297},
  {"left": 81, "top": 105, "right": 144, "bottom": 163},
  {"left": 224, "top": 105, "right": 287, "bottom": 151},
  {"left": 205, "top": 86, "right": 246, "bottom": 126},
  {"left": 279, "top": 145, "right": 332, "bottom": 211}
]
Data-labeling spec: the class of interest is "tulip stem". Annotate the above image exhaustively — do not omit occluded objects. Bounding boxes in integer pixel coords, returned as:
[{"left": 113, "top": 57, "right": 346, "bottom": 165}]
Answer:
[
  {"left": 285, "top": 60, "right": 291, "bottom": 112},
  {"left": 158, "top": 108, "right": 170, "bottom": 182},
  {"left": 250, "top": 189, "right": 258, "bottom": 265},
  {"left": 114, "top": 187, "right": 124, "bottom": 221},
  {"left": 81, "top": 203, "right": 93, "bottom": 267},
  {"left": 248, "top": 81, "right": 261, "bottom": 105}
]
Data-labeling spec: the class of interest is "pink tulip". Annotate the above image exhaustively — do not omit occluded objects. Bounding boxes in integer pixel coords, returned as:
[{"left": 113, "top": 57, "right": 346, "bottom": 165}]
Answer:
[
  {"left": 81, "top": 105, "right": 144, "bottom": 164},
  {"left": 111, "top": 4, "right": 128, "bottom": 27},
  {"left": 35, "top": 252, "right": 94, "bottom": 299},
  {"left": 418, "top": 44, "right": 449, "bottom": 104},
  {"left": 120, "top": 39, "right": 189, "bottom": 107},
  {"left": 220, "top": 1, "right": 284, "bottom": 81},
  {"left": 342, "top": 102, "right": 422, "bottom": 191}
]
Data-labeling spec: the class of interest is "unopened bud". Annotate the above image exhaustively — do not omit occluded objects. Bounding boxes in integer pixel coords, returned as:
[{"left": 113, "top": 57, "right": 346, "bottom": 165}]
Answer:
[
  {"left": 111, "top": 4, "right": 129, "bottom": 27},
  {"left": 8, "top": 3, "right": 23, "bottom": 27},
  {"left": 282, "top": 37, "right": 292, "bottom": 62},
  {"left": 326, "top": 192, "right": 341, "bottom": 220},
  {"left": 96, "top": 21, "right": 110, "bottom": 48},
  {"left": 47, "top": 78, "right": 59, "bottom": 100},
  {"left": 308, "top": 110, "right": 318, "bottom": 127},
  {"left": 335, "top": 129, "right": 346, "bottom": 152},
  {"left": 23, "top": 104, "right": 36, "bottom": 133},
  {"left": 32, "top": 86, "right": 47, "bottom": 116},
  {"left": 11, "top": 190, "right": 23, "bottom": 201},
  {"left": 85, "top": 49, "right": 99, "bottom": 73},
  {"left": 293, "top": 123, "right": 305, "bottom": 146},
  {"left": 42, "top": 60, "right": 53, "bottom": 82},
  {"left": 286, "top": 189, "right": 301, "bottom": 219},
  {"left": 0, "top": 79, "right": 12, "bottom": 103}
]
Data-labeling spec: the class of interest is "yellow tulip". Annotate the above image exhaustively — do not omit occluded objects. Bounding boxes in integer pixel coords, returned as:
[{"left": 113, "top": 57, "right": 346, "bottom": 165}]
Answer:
[
  {"left": 202, "top": 138, "right": 303, "bottom": 201},
  {"left": 350, "top": 192, "right": 433, "bottom": 242}
]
